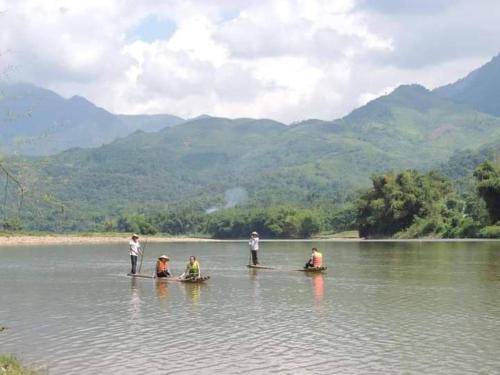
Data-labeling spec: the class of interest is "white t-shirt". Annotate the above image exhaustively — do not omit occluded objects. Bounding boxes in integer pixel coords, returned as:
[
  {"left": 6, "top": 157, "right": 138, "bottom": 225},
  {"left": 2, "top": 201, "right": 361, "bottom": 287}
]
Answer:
[
  {"left": 129, "top": 240, "right": 141, "bottom": 256},
  {"left": 249, "top": 237, "right": 259, "bottom": 251}
]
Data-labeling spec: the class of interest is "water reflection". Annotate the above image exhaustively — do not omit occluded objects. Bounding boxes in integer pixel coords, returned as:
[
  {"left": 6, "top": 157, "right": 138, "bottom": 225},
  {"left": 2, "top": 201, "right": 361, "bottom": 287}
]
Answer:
[
  {"left": 184, "top": 283, "right": 203, "bottom": 303},
  {"left": 248, "top": 269, "right": 262, "bottom": 301},
  {"left": 311, "top": 273, "right": 324, "bottom": 304},
  {"left": 156, "top": 281, "right": 169, "bottom": 301},
  {"left": 485, "top": 248, "right": 500, "bottom": 282},
  {"left": 129, "top": 278, "right": 142, "bottom": 322},
  {"left": 248, "top": 268, "right": 259, "bottom": 282},
  {"left": 1, "top": 241, "right": 499, "bottom": 375}
]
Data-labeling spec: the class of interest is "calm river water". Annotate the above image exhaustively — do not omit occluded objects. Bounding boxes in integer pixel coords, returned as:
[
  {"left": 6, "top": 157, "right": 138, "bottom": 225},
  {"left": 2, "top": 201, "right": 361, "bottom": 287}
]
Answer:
[{"left": 1, "top": 241, "right": 499, "bottom": 374}]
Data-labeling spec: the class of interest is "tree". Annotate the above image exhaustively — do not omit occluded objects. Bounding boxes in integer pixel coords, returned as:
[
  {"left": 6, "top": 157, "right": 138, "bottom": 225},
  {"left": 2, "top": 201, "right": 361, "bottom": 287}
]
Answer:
[
  {"left": 473, "top": 161, "right": 500, "bottom": 224},
  {"left": 0, "top": 158, "right": 25, "bottom": 230},
  {"left": 356, "top": 170, "right": 458, "bottom": 238}
]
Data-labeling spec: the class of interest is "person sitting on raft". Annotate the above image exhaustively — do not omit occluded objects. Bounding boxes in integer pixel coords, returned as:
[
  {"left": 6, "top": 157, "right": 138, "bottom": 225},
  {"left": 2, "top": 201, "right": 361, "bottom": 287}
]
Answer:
[
  {"left": 305, "top": 248, "right": 323, "bottom": 269},
  {"left": 180, "top": 256, "right": 201, "bottom": 279},
  {"left": 156, "top": 255, "right": 171, "bottom": 278}
]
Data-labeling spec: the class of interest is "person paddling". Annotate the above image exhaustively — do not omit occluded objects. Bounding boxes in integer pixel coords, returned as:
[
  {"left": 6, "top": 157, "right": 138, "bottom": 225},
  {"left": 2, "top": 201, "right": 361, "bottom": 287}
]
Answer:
[
  {"left": 249, "top": 231, "right": 260, "bottom": 265},
  {"left": 180, "top": 256, "right": 201, "bottom": 280},
  {"left": 305, "top": 248, "right": 323, "bottom": 269},
  {"left": 156, "top": 255, "right": 171, "bottom": 278},
  {"left": 129, "top": 234, "right": 142, "bottom": 274}
]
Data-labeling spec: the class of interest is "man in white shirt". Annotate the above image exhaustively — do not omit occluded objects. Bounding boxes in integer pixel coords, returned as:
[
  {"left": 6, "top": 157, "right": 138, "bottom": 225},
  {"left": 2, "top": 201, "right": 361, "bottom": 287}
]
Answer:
[
  {"left": 129, "top": 234, "right": 142, "bottom": 274},
  {"left": 249, "top": 231, "right": 260, "bottom": 265}
]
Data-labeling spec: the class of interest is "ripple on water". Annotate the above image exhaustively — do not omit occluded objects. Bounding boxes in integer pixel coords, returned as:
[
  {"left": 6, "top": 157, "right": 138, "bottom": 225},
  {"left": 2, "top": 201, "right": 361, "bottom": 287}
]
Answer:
[{"left": 1, "top": 241, "right": 500, "bottom": 374}]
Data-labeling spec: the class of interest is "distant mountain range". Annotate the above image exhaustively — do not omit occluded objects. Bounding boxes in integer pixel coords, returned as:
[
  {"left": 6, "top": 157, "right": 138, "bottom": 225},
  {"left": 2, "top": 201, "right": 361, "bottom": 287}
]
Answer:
[
  {"left": 4, "top": 53, "right": 500, "bottom": 227},
  {"left": 0, "top": 83, "right": 184, "bottom": 155}
]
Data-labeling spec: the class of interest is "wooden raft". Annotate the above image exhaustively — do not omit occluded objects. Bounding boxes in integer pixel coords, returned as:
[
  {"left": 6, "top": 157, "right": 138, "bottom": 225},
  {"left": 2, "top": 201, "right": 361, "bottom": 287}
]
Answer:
[
  {"left": 295, "top": 266, "right": 327, "bottom": 272},
  {"left": 246, "top": 264, "right": 275, "bottom": 269}
]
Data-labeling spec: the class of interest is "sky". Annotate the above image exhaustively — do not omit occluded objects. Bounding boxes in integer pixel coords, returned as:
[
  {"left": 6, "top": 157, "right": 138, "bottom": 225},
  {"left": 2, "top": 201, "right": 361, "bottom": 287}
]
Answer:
[{"left": 0, "top": 0, "right": 499, "bottom": 123}]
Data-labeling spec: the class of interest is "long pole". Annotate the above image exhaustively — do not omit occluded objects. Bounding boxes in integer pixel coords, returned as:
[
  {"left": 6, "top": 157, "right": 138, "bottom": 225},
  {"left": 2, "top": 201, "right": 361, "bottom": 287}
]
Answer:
[{"left": 138, "top": 237, "right": 146, "bottom": 273}]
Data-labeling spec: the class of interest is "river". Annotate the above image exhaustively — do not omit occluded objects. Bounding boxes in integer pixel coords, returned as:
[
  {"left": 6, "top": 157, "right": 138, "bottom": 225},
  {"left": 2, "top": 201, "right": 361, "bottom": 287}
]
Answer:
[{"left": 1, "top": 240, "right": 499, "bottom": 374}]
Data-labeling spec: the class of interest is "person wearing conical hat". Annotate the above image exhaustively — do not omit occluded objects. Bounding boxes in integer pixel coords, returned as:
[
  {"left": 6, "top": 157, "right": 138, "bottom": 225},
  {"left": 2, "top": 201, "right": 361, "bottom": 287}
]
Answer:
[
  {"left": 129, "top": 234, "right": 142, "bottom": 274},
  {"left": 156, "top": 255, "right": 171, "bottom": 278},
  {"left": 249, "top": 231, "right": 260, "bottom": 265}
]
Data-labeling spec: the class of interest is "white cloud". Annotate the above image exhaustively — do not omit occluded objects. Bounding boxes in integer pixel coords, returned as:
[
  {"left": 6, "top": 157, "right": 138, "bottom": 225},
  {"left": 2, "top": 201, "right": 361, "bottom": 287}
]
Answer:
[
  {"left": 358, "top": 85, "right": 396, "bottom": 107},
  {"left": 0, "top": 0, "right": 498, "bottom": 123}
]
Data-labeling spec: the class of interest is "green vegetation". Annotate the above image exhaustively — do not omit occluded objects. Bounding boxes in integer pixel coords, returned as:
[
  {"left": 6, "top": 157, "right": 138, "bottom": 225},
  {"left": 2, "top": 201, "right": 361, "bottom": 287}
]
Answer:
[
  {"left": 479, "top": 225, "right": 500, "bottom": 238},
  {"left": 5, "top": 84, "right": 500, "bottom": 235},
  {"left": 108, "top": 205, "right": 350, "bottom": 239},
  {"left": 473, "top": 161, "right": 500, "bottom": 223},
  {"left": 2, "top": 56, "right": 500, "bottom": 239},
  {"left": 206, "top": 206, "right": 321, "bottom": 239},
  {"left": 356, "top": 161, "right": 499, "bottom": 238},
  {"left": 357, "top": 170, "right": 460, "bottom": 238},
  {"left": 0, "top": 356, "right": 39, "bottom": 375}
]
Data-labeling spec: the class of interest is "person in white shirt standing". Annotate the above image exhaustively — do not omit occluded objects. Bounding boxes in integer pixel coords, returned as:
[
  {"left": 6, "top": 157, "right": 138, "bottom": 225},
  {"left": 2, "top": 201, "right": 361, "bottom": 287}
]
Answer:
[
  {"left": 129, "top": 234, "right": 142, "bottom": 274},
  {"left": 249, "top": 231, "right": 260, "bottom": 265}
]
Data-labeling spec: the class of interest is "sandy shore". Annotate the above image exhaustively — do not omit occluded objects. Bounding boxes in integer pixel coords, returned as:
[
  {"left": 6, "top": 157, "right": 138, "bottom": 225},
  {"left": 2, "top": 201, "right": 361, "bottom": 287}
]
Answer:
[
  {"left": 0, "top": 234, "right": 218, "bottom": 246},
  {"left": 2, "top": 234, "right": 495, "bottom": 246}
]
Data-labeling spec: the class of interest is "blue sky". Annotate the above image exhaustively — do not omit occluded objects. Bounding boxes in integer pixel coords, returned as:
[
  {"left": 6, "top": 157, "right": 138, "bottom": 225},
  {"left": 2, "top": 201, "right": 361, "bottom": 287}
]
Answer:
[{"left": 127, "top": 16, "right": 177, "bottom": 43}]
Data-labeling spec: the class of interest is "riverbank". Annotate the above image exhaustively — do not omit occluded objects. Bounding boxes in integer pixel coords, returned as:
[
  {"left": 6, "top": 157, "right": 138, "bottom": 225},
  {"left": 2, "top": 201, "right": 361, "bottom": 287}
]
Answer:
[
  {"left": 0, "top": 355, "right": 39, "bottom": 375},
  {"left": 2, "top": 232, "right": 498, "bottom": 246},
  {"left": 0, "top": 233, "right": 217, "bottom": 246}
]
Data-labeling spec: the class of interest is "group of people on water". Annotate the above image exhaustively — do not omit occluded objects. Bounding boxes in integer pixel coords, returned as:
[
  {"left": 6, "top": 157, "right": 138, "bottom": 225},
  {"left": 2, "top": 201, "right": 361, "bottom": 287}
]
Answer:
[
  {"left": 129, "top": 231, "right": 323, "bottom": 276},
  {"left": 129, "top": 234, "right": 201, "bottom": 279},
  {"left": 248, "top": 231, "right": 323, "bottom": 268}
]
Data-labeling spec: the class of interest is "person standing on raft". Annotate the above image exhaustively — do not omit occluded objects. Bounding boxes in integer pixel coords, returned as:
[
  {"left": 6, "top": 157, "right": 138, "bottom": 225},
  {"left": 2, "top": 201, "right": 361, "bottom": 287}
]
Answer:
[
  {"left": 249, "top": 231, "right": 260, "bottom": 265},
  {"left": 129, "top": 234, "right": 142, "bottom": 274},
  {"left": 305, "top": 248, "right": 323, "bottom": 269},
  {"left": 156, "top": 255, "right": 171, "bottom": 278},
  {"left": 180, "top": 256, "right": 201, "bottom": 280}
]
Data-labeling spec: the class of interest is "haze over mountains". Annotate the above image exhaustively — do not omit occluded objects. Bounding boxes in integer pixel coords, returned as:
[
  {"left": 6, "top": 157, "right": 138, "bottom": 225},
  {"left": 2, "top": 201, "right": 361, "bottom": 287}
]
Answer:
[
  {"left": 2, "top": 54, "right": 500, "bottom": 157},
  {"left": 3, "top": 53, "right": 500, "bottom": 225},
  {"left": 0, "top": 82, "right": 184, "bottom": 155}
]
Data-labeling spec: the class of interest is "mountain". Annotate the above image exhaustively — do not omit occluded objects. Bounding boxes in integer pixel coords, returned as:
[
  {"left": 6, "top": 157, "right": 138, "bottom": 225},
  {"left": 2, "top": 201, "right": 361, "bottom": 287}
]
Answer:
[
  {"left": 438, "top": 137, "right": 500, "bottom": 180},
  {"left": 434, "top": 54, "right": 500, "bottom": 116},
  {"left": 11, "top": 83, "right": 500, "bottom": 227},
  {"left": 295, "top": 84, "right": 500, "bottom": 168},
  {"left": 0, "top": 82, "right": 184, "bottom": 155},
  {"left": 118, "top": 114, "right": 184, "bottom": 133},
  {"left": 4, "top": 53, "right": 500, "bottom": 231}
]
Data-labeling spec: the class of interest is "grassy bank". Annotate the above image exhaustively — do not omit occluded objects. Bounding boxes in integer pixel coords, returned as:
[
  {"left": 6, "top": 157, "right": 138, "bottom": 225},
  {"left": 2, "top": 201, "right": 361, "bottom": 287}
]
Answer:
[
  {"left": 0, "top": 356, "right": 39, "bottom": 375},
  {"left": 313, "top": 230, "right": 360, "bottom": 239}
]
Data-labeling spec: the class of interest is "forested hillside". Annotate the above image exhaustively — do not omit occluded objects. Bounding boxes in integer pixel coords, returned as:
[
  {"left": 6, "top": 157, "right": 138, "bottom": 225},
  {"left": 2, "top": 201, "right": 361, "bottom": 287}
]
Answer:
[
  {"left": 2, "top": 85, "right": 497, "bottom": 234},
  {"left": 1, "top": 55, "right": 500, "bottom": 237}
]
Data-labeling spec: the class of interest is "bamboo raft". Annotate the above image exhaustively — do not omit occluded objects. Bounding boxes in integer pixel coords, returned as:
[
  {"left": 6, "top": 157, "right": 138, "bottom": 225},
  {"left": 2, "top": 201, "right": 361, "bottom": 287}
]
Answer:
[
  {"left": 127, "top": 273, "right": 154, "bottom": 278},
  {"left": 247, "top": 264, "right": 274, "bottom": 269},
  {"left": 295, "top": 266, "right": 327, "bottom": 272},
  {"left": 158, "top": 276, "right": 210, "bottom": 283},
  {"left": 127, "top": 274, "right": 210, "bottom": 283}
]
